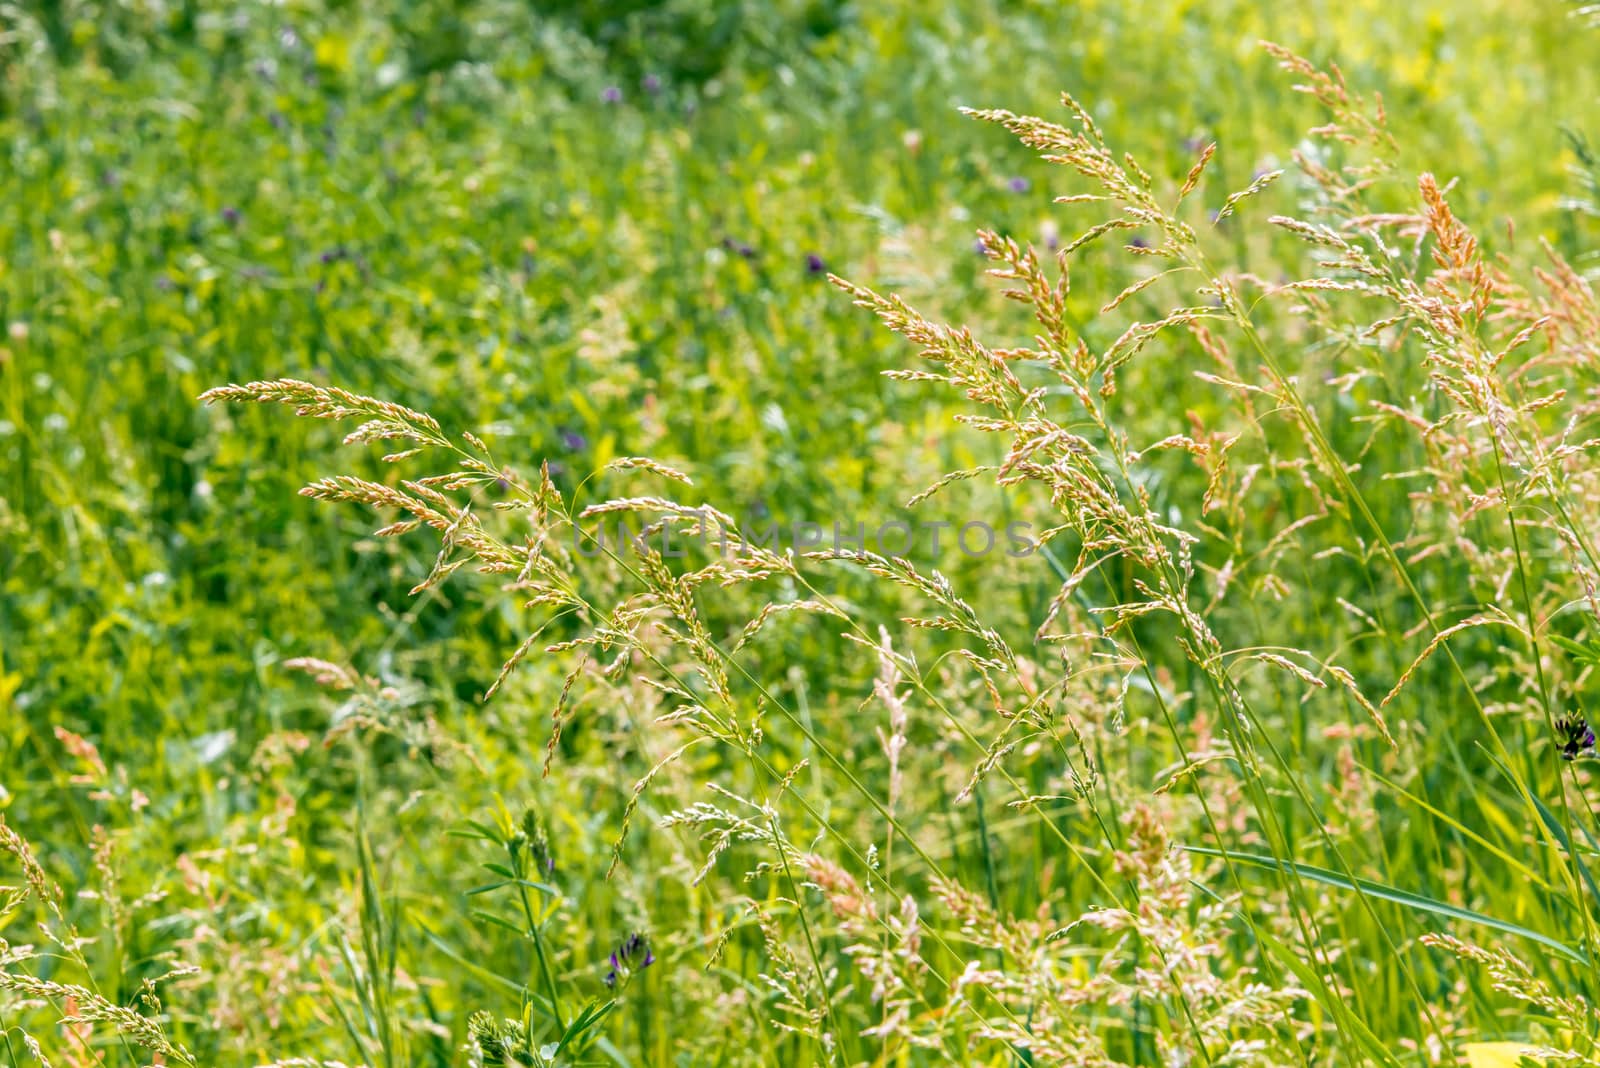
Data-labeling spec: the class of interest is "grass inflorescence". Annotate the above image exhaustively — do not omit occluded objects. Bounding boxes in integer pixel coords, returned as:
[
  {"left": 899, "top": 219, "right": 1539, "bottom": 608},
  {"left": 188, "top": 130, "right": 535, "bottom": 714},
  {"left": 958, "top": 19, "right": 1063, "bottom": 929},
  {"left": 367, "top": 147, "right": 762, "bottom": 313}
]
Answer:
[{"left": 6, "top": 1, "right": 1600, "bottom": 1065}]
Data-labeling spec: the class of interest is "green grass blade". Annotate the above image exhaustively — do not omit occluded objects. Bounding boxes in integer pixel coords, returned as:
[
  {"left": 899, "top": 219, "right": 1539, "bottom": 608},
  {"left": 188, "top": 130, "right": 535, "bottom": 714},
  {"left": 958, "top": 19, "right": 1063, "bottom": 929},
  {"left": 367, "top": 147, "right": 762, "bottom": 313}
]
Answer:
[{"left": 1187, "top": 846, "right": 1589, "bottom": 965}]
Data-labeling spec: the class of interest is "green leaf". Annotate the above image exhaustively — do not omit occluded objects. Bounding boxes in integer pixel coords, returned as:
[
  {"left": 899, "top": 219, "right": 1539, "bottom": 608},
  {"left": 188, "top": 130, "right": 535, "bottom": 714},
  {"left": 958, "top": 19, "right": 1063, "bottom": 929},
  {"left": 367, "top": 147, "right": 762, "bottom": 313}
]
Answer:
[{"left": 1187, "top": 846, "right": 1589, "bottom": 964}]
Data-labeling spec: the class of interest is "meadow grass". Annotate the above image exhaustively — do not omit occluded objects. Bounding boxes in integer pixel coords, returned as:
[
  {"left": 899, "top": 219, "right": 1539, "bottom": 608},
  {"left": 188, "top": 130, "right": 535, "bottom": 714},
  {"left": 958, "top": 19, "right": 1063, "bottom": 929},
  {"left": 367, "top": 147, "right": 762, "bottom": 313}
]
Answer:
[{"left": 4, "top": 1, "right": 1600, "bottom": 1064}]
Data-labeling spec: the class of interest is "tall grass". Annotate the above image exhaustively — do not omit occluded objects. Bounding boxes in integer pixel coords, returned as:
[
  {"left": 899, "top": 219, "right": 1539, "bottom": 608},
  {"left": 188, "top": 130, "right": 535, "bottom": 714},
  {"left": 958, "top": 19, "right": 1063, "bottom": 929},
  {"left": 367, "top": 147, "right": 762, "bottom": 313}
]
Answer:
[{"left": 4, "top": 1, "right": 1600, "bottom": 1064}]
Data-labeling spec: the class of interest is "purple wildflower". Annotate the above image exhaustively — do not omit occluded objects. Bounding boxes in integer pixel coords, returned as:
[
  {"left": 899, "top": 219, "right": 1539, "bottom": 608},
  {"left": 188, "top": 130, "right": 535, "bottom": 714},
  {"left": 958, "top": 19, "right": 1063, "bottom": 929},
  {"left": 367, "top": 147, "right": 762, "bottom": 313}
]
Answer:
[
  {"left": 603, "top": 932, "right": 654, "bottom": 988},
  {"left": 1008, "top": 176, "right": 1030, "bottom": 194},
  {"left": 642, "top": 74, "right": 662, "bottom": 95},
  {"left": 559, "top": 428, "right": 587, "bottom": 451},
  {"left": 601, "top": 86, "right": 623, "bottom": 104},
  {"left": 804, "top": 252, "right": 826, "bottom": 275},
  {"left": 1557, "top": 716, "right": 1596, "bottom": 761},
  {"left": 1129, "top": 237, "right": 1150, "bottom": 249},
  {"left": 222, "top": 206, "right": 241, "bottom": 227}
]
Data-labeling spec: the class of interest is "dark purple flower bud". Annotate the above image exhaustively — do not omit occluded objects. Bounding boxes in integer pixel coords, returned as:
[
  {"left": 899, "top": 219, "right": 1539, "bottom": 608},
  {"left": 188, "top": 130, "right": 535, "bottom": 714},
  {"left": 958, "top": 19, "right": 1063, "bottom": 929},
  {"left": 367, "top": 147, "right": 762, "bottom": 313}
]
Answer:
[
  {"left": 1557, "top": 716, "right": 1595, "bottom": 761},
  {"left": 642, "top": 74, "right": 662, "bottom": 95},
  {"left": 736, "top": 243, "right": 756, "bottom": 260},
  {"left": 560, "top": 428, "right": 587, "bottom": 451},
  {"left": 1129, "top": 237, "right": 1150, "bottom": 249},
  {"left": 604, "top": 930, "right": 654, "bottom": 987},
  {"left": 601, "top": 86, "right": 623, "bottom": 104},
  {"left": 804, "top": 253, "right": 826, "bottom": 275},
  {"left": 222, "top": 206, "right": 241, "bottom": 226},
  {"left": 1007, "top": 176, "right": 1030, "bottom": 194}
]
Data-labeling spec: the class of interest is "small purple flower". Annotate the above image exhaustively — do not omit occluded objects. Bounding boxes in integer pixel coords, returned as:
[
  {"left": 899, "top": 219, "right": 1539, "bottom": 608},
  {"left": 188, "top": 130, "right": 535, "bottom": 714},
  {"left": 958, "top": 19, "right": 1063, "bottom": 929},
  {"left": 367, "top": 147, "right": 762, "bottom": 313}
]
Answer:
[
  {"left": 559, "top": 428, "right": 587, "bottom": 451},
  {"left": 1557, "top": 715, "right": 1596, "bottom": 761},
  {"left": 1129, "top": 236, "right": 1150, "bottom": 250},
  {"left": 601, "top": 86, "right": 623, "bottom": 104},
  {"left": 222, "top": 206, "right": 241, "bottom": 227},
  {"left": 603, "top": 932, "right": 655, "bottom": 988},
  {"left": 642, "top": 74, "right": 662, "bottom": 95},
  {"left": 972, "top": 238, "right": 988, "bottom": 256},
  {"left": 804, "top": 252, "right": 826, "bottom": 275},
  {"left": 1007, "top": 176, "right": 1030, "bottom": 194}
]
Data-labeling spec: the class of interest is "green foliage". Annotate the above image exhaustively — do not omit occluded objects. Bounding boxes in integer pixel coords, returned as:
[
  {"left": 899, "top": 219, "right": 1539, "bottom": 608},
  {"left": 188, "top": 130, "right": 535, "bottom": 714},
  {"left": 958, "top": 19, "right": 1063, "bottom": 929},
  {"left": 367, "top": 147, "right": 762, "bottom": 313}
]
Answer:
[{"left": 3, "top": 0, "right": 1600, "bottom": 1064}]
